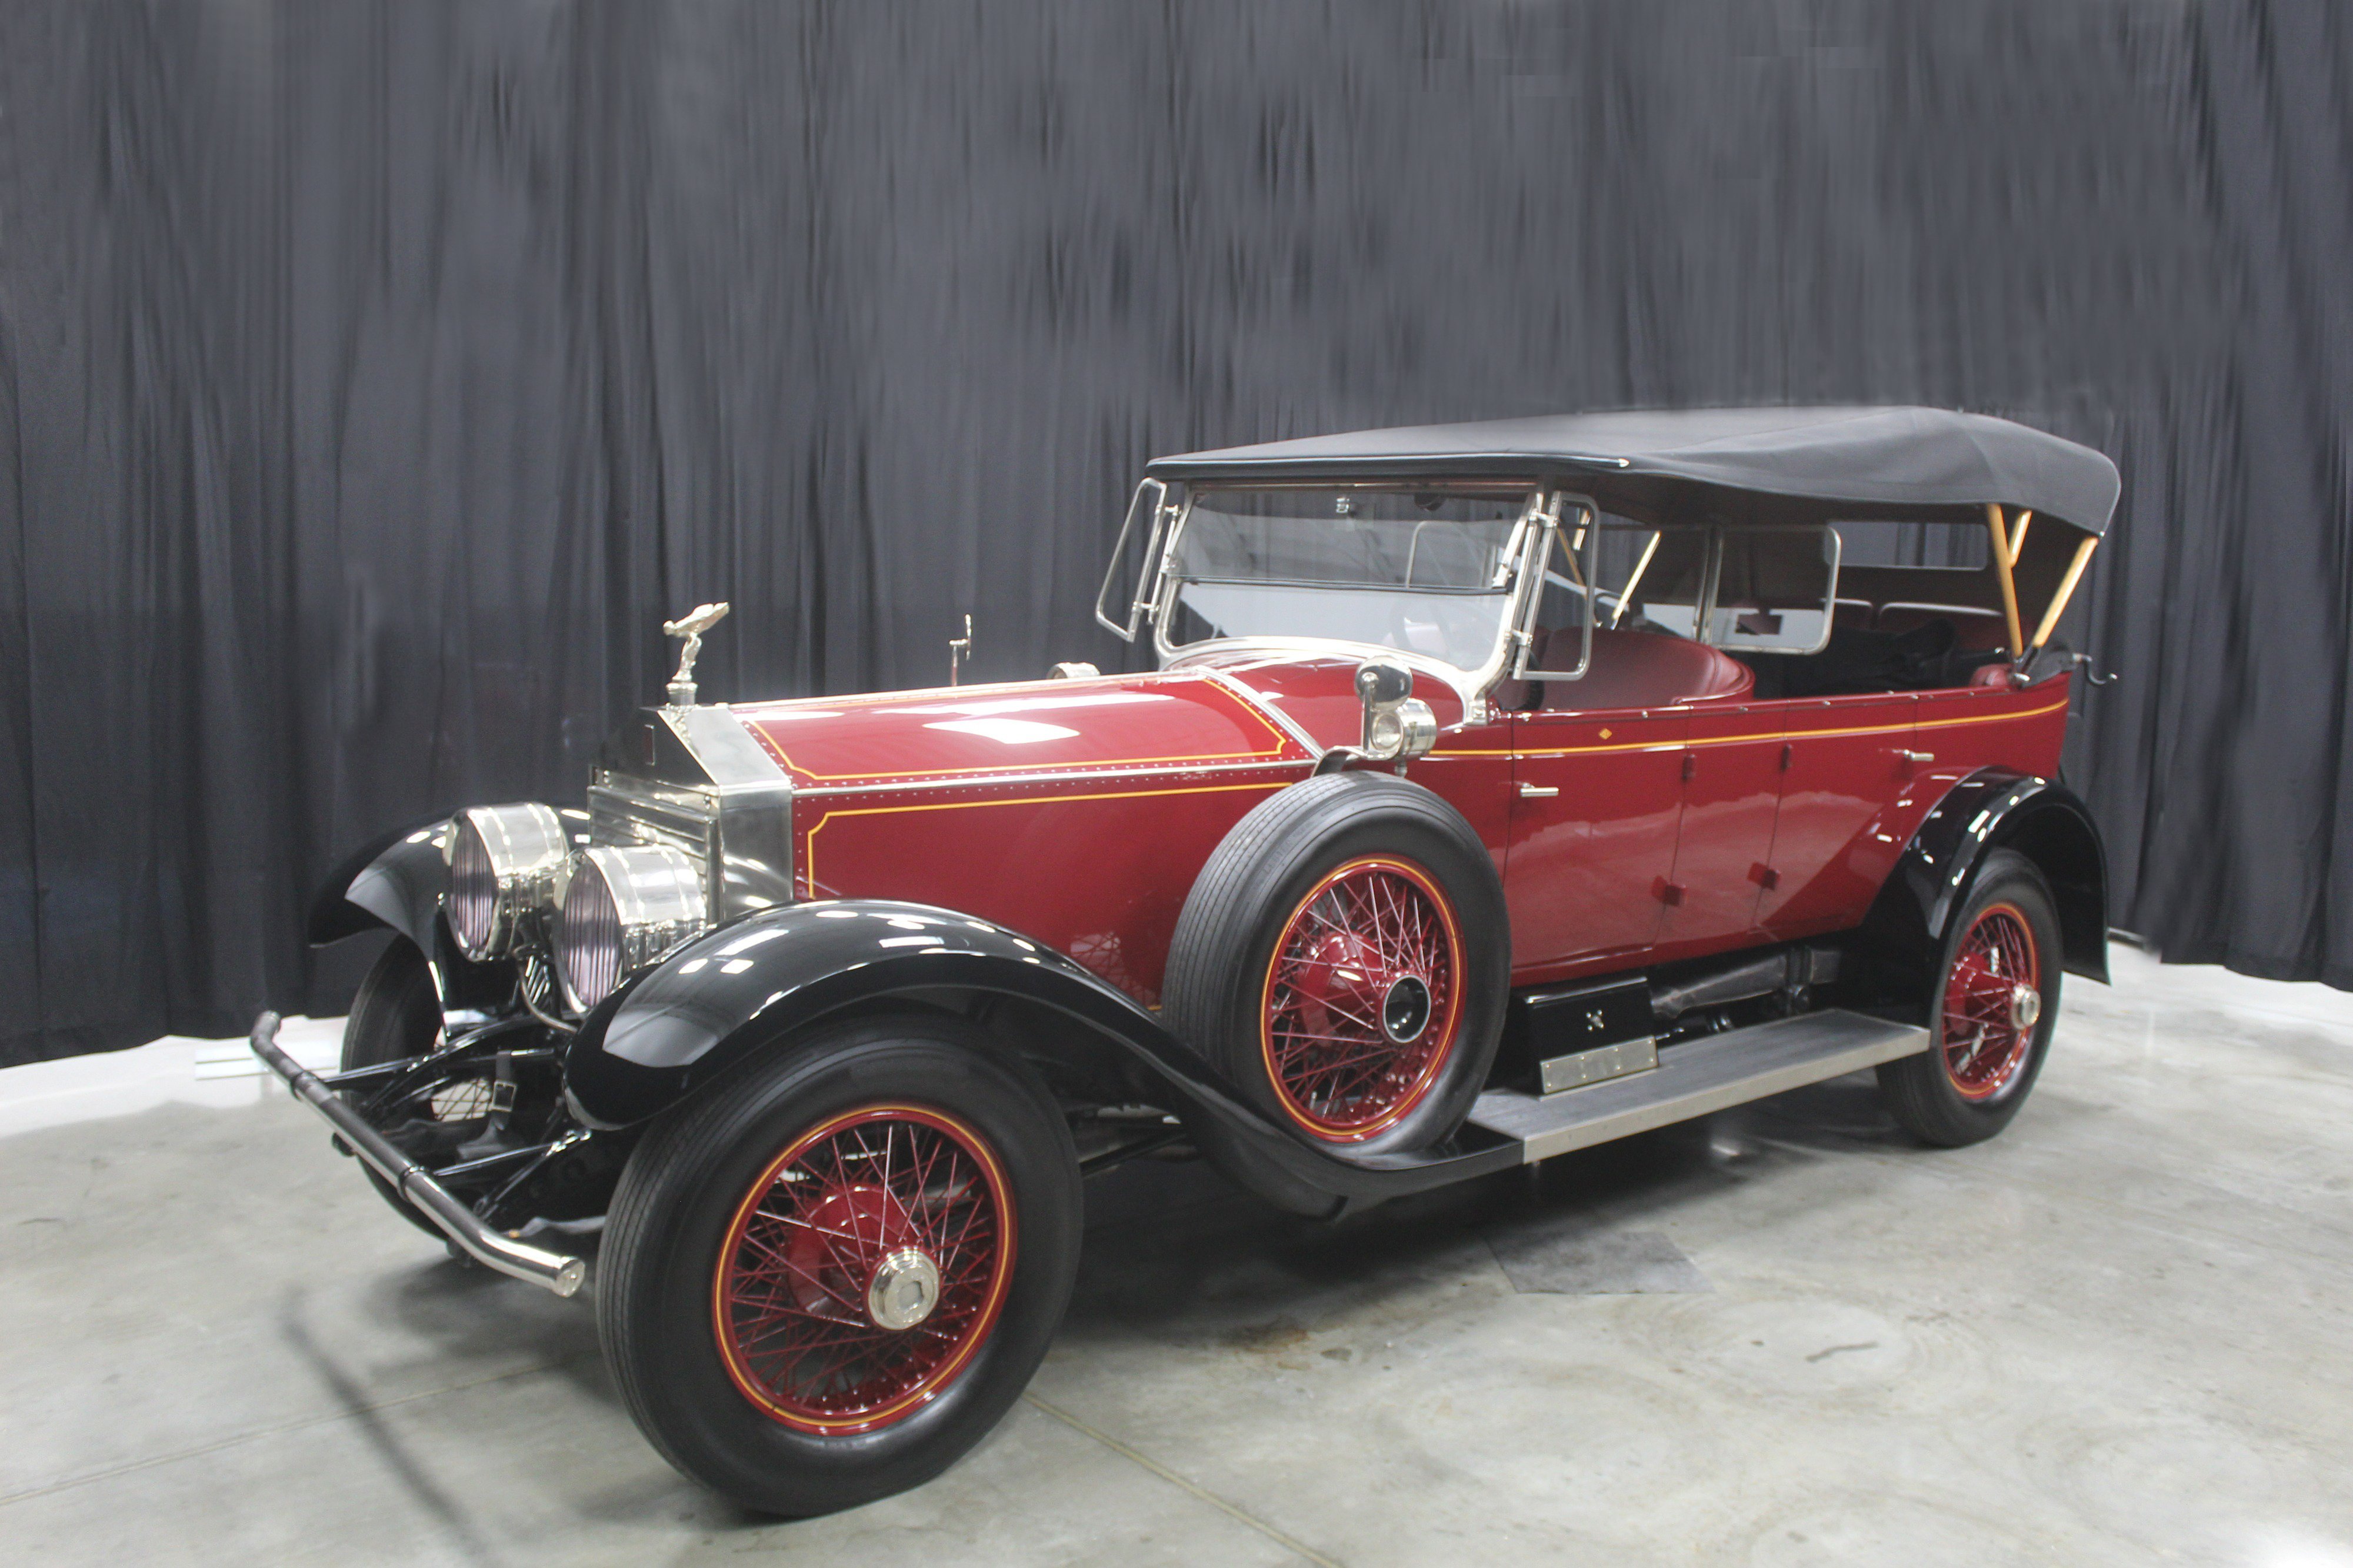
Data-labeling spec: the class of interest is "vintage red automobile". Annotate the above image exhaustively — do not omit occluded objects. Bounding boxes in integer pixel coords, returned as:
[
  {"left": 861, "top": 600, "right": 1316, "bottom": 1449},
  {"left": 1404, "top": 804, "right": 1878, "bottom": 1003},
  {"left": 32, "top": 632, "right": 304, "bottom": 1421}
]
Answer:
[{"left": 258, "top": 406, "right": 2117, "bottom": 1513}]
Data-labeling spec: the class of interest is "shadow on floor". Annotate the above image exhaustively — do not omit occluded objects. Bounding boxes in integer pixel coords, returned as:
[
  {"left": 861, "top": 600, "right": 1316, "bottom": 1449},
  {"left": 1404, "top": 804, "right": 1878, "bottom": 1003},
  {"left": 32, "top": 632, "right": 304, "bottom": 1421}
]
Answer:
[{"left": 1065, "top": 1073, "right": 1914, "bottom": 1342}]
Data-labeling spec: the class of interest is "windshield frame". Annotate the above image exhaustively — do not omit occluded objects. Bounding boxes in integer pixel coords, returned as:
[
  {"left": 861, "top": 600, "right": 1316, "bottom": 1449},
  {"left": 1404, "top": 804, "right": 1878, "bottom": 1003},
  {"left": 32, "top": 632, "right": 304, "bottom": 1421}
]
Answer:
[{"left": 1147, "top": 481, "right": 1561, "bottom": 707}]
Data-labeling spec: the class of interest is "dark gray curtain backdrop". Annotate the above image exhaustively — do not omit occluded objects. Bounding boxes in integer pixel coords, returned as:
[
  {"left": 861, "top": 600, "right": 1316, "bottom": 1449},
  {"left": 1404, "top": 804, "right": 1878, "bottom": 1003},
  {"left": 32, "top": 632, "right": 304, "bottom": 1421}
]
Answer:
[{"left": 4, "top": 1, "right": 2348, "bottom": 1063}]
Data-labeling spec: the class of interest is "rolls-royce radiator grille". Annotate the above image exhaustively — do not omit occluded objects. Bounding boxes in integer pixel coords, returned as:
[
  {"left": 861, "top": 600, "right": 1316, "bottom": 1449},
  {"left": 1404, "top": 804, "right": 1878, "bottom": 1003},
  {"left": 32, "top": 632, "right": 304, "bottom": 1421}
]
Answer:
[{"left": 588, "top": 782, "right": 718, "bottom": 871}]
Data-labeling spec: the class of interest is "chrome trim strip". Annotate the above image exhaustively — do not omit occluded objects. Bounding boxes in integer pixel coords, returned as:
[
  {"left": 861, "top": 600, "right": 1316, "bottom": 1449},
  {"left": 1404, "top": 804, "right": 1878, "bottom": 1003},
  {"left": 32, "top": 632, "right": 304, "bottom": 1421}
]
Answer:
[
  {"left": 247, "top": 1013, "right": 587, "bottom": 1297},
  {"left": 1194, "top": 665, "right": 1324, "bottom": 756},
  {"left": 791, "top": 756, "right": 1315, "bottom": 800}
]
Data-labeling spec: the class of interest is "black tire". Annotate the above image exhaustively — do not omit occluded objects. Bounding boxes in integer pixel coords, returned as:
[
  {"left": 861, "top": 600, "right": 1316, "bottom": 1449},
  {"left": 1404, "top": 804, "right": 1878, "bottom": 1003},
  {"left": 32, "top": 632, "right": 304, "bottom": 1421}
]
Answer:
[
  {"left": 596, "top": 1015, "right": 1082, "bottom": 1516},
  {"left": 1876, "top": 848, "right": 2062, "bottom": 1147},
  {"left": 1162, "top": 771, "right": 1510, "bottom": 1156},
  {"left": 341, "top": 936, "right": 454, "bottom": 1235}
]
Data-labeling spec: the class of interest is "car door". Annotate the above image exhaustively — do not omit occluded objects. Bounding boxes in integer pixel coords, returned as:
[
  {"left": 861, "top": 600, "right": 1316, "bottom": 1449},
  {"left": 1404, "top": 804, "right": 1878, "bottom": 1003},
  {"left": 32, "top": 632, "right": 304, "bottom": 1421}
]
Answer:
[
  {"left": 1505, "top": 704, "right": 1687, "bottom": 979},
  {"left": 1753, "top": 690, "right": 1921, "bottom": 937},
  {"left": 1653, "top": 700, "right": 1786, "bottom": 956}
]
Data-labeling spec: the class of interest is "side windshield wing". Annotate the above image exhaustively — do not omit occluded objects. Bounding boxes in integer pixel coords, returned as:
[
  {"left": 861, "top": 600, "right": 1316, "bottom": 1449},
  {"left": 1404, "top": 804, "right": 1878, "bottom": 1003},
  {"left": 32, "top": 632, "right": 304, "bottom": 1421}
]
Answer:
[
  {"left": 1094, "top": 479, "right": 1172, "bottom": 640},
  {"left": 1517, "top": 499, "right": 1603, "bottom": 680}
]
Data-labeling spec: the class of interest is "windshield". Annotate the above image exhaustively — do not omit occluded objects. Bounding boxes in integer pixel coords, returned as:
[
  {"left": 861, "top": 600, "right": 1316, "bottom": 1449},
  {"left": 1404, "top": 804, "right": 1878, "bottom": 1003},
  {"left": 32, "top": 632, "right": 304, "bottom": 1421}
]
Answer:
[{"left": 1159, "top": 486, "right": 1532, "bottom": 670}]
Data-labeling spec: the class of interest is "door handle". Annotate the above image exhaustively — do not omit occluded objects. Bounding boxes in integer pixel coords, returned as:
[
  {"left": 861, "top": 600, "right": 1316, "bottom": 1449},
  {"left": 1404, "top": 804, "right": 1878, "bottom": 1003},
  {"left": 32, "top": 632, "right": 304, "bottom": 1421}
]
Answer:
[
  {"left": 1517, "top": 782, "right": 1560, "bottom": 798},
  {"left": 1897, "top": 750, "right": 1935, "bottom": 764}
]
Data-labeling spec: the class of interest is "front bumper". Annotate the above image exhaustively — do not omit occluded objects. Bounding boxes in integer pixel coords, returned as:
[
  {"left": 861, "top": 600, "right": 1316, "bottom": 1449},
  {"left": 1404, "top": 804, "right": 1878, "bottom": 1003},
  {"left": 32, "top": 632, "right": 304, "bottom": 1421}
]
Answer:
[{"left": 248, "top": 1013, "right": 588, "bottom": 1297}]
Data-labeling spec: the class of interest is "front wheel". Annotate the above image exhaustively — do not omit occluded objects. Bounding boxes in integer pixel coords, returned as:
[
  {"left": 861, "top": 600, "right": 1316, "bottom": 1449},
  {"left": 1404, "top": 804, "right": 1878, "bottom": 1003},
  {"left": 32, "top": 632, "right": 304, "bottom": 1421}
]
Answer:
[
  {"left": 1875, "top": 848, "right": 2061, "bottom": 1147},
  {"left": 341, "top": 936, "right": 482, "bottom": 1235},
  {"left": 596, "top": 1015, "right": 1081, "bottom": 1515}
]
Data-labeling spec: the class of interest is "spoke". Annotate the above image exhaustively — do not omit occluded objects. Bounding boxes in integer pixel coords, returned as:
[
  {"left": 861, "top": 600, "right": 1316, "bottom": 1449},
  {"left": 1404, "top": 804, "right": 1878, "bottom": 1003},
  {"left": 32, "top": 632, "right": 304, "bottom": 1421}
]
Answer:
[
  {"left": 1299, "top": 890, "right": 1349, "bottom": 936},
  {"left": 721, "top": 1111, "right": 1007, "bottom": 1424},
  {"left": 1275, "top": 1012, "right": 1382, "bottom": 1046},
  {"left": 737, "top": 1309, "right": 888, "bottom": 1350},
  {"left": 1322, "top": 1052, "right": 1407, "bottom": 1103},
  {"left": 761, "top": 1212, "right": 885, "bottom": 1249},
  {"left": 789, "top": 1339, "right": 879, "bottom": 1401},
  {"left": 1277, "top": 1039, "right": 1407, "bottom": 1076},
  {"left": 1359, "top": 874, "right": 1392, "bottom": 966},
  {"left": 741, "top": 1246, "right": 856, "bottom": 1310}
]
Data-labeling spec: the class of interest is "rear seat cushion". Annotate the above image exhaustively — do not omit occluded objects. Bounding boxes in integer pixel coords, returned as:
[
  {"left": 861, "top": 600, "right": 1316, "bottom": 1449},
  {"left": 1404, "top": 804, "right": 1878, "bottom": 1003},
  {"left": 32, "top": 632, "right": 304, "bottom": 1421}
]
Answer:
[{"left": 1510, "top": 626, "right": 1752, "bottom": 711}]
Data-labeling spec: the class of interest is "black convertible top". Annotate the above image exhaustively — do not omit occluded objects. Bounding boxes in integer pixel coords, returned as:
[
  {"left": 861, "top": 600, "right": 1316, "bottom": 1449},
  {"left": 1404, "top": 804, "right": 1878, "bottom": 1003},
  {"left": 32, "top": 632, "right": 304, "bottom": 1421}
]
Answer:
[{"left": 1146, "top": 406, "right": 2120, "bottom": 535}]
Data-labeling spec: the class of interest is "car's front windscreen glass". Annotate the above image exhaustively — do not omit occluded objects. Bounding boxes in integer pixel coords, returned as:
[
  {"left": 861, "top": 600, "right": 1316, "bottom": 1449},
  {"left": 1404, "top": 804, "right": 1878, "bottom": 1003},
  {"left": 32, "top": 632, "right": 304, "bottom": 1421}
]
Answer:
[{"left": 1163, "top": 487, "right": 1528, "bottom": 670}]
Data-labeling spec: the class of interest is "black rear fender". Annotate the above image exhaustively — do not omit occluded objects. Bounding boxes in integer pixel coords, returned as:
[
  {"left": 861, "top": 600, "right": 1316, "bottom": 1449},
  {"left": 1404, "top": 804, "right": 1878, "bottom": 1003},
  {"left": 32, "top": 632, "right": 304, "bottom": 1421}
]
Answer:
[{"left": 1862, "top": 771, "right": 2110, "bottom": 989}]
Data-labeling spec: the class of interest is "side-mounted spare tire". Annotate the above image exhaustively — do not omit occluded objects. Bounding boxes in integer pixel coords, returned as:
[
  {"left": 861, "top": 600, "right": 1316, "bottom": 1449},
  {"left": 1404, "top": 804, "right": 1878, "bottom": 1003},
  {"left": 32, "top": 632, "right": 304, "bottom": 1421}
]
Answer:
[{"left": 1162, "top": 770, "right": 1510, "bottom": 1156}]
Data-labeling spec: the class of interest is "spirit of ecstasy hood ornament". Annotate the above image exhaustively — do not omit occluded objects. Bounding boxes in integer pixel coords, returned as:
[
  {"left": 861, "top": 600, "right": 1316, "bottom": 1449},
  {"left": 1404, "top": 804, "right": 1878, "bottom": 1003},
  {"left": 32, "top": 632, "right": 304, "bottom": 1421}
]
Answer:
[{"left": 662, "top": 601, "right": 730, "bottom": 708}]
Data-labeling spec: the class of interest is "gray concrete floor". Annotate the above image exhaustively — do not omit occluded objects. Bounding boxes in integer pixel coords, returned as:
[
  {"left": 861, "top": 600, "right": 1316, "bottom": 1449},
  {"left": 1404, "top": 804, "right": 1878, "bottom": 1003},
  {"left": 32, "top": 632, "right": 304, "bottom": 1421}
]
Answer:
[{"left": 4, "top": 946, "right": 2351, "bottom": 1566}]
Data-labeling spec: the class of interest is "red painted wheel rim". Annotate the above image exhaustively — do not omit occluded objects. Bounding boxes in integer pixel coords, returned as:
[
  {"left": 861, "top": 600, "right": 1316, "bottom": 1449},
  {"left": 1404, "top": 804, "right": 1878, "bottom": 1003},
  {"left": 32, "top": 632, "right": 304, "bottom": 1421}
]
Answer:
[
  {"left": 1259, "top": 855, "right": 1466, "bottom": 1142},
  {"left": 711, "top": 1105, "right": 1016, "bottom": 1434},
  {"left": 1941, "top": 902, "right": 2041, "bottom": 1101}
]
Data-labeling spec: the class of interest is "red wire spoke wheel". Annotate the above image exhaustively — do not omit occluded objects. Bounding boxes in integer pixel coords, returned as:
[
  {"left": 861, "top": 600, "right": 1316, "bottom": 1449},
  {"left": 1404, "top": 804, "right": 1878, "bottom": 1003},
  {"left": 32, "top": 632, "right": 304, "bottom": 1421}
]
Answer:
[
  {"left": 712, "top": 1105, "right": 1016, "bottom": 1435},
  {"left": 1259, "top": 855, "right": 1466, "bottom": 1141},
  {"left": 1874, "top": 849, "right": 2062, "bottom": 1148},
  {"left": 1939, "top": 902, "right": 2042, "bottom": 1102},
  {"left": 1164, "top": 773, "right": 1509, "bottom": 1157}
]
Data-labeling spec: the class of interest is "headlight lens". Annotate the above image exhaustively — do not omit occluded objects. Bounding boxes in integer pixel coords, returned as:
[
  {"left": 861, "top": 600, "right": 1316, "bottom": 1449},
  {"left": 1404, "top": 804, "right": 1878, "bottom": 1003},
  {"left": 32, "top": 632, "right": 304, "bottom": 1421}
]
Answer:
[
  {"left": 446, "top": 803, "right": 569, "bottom": 961},
  {"left": 555, "top": 845, "right": 709, "bottom": 1012}
]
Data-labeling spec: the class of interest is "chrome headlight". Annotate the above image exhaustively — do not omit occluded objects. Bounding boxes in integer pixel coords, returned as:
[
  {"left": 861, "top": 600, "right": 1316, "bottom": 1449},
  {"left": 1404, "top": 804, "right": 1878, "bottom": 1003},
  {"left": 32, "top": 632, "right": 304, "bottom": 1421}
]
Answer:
[
  {"left": 446, "top": 803, "right": 569, "bottom": 961},
  {"left": 555, "top": 844, "right": 709, "bottom": 1012}
]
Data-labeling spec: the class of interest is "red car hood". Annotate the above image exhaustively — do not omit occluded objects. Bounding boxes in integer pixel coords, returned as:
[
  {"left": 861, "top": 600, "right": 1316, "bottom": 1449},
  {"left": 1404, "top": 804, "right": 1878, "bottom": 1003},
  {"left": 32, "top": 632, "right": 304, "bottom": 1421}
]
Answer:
[{"left": 731, "top": 669, "right": 1321, "bottom": 788}]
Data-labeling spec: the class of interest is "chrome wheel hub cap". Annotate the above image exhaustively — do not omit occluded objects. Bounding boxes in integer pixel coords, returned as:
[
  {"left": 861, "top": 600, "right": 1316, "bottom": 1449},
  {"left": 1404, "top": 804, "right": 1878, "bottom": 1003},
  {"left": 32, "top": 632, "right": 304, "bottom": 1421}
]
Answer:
[
  {"left": 1381, "top": 975, "right": 1434, "bottom": 1045},
  {"left": 2009, "top": 983, "right": 2042, "bottom": 1032},
  {"left": 866, "top": 1247, "right": 943, "bottom": 1330}
]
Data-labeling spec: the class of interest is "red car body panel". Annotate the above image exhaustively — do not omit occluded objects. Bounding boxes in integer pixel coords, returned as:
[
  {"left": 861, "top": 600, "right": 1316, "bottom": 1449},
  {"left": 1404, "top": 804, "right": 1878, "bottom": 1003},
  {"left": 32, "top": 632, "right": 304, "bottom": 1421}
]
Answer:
[
  {"left": 735, "top": 668, "right": 1309, "bottom": 788},
  {"left": 1184, "top": 653, "right": 1473, "bottom": 749},
  {"left": 745, "top": 668, "right": 1315, "bottom": 1005},
  {"left": 729, "top": 647, "right": 2071, "bottom": 1007}
]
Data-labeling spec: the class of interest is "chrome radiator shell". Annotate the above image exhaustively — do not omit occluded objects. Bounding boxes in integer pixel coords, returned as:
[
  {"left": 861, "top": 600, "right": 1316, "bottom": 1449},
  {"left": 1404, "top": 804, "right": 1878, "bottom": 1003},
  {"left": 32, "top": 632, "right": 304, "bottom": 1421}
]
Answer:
[{"left": 586, "top": 703, "right": 795, "bottom": 922}]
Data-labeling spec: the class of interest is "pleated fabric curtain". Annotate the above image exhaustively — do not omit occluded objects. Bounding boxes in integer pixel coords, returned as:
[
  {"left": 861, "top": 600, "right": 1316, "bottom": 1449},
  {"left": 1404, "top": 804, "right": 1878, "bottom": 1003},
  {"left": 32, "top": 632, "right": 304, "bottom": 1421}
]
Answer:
[{"left": 2, "top": 1, "right": 2349, "bottom": 1062}]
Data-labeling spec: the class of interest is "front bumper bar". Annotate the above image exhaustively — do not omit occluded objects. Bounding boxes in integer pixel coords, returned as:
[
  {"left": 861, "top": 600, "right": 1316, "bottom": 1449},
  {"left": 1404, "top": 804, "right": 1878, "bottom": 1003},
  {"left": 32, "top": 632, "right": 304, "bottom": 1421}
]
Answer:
[{"left": 248, "top": 1012, "right": 588, "bottom": 1298}]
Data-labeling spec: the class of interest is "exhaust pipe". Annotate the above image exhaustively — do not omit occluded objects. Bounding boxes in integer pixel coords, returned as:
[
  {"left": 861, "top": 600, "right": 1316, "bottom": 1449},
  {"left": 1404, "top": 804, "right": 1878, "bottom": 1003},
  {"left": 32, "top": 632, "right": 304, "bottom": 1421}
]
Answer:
[
  {"left": 1649, "top": 947, "right": 1841, "bottom": 1023},
  {"left": 248, "top": 1013, "right": 588, "bottom": 1298}
]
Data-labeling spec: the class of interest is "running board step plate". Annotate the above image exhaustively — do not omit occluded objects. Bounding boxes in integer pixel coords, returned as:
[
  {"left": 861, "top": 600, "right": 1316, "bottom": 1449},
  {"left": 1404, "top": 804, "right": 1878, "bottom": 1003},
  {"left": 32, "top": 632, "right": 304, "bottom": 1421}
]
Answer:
[{"left": 1470, "top": 1008, "right": 1930, "bottom": 1164}]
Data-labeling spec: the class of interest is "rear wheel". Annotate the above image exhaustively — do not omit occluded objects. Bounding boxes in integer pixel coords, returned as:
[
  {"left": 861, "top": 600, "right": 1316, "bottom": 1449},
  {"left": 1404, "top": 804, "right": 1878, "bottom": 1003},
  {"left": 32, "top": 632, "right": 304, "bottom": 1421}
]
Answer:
[
  {"left": 597, "top": 1015, "right": 1081, "bottom": 1515},
  {"left": 1876, "top": 849, "right": 2061, "bottom": 1146}
]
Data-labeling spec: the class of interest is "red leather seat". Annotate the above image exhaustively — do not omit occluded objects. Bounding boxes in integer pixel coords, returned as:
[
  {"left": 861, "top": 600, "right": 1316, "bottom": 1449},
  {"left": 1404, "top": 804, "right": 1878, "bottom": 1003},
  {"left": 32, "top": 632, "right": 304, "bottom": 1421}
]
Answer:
[{"left": 1514, "top": 627, "right": 1753, "bottom": 711}]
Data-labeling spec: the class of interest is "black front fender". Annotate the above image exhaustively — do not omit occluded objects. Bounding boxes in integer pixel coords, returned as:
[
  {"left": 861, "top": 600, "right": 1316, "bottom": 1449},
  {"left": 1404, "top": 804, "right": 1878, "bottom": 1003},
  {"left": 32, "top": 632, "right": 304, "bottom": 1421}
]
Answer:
[
  {"left": 1869, "top": 770, "right": 2110, "bottom": 983},
  {"left": 562, "top": 899, "right": 1519, "bottom": 1216},
  {"left": 308, "top": 817, "right": 452, "bottom": 950}
]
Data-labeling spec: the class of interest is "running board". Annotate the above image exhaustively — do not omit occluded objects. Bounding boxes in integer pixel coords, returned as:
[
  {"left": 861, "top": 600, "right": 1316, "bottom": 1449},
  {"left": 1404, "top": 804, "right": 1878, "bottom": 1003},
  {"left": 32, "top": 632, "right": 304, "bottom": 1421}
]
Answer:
[{"left": 1469, "top": 1008, "right": 1929, "bottom": 1164}]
